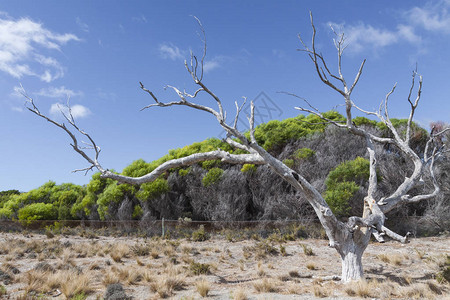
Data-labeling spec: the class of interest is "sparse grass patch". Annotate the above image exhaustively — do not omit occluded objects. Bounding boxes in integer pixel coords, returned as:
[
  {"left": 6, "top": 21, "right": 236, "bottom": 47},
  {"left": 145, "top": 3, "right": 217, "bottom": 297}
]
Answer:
[
  {"left": 400, "top": 283, "right": 435, "bottom": 299},
  {"left": 306, "top": 262, "right": 317, "bottom": 270},
  {"left": 377, "top": 252, "right": 404, "bottom": 265},
  {"left": 191, "top": 225, "right": 209, "bottom": 242},
  {"left": 301, "top": 243, "right": 314, "bottom": 256},
  {"left": 436, "top": 254, "right": 450, "bottom": 284},
  {"left": 0, "top": 285, "right": 7, "bottom": 296}
]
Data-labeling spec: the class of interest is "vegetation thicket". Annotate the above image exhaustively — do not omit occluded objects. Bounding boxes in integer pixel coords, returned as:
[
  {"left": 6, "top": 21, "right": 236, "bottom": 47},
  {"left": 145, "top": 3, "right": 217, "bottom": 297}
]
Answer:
[{"left": 1, "top": 112, "right": 448, "bottom": 235}]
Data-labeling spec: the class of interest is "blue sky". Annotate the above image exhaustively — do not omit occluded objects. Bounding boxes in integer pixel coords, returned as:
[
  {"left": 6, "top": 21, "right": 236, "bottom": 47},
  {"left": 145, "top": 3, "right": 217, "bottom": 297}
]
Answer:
[{"left": 2, "top": 1, "right": 450, "bottom": 191}]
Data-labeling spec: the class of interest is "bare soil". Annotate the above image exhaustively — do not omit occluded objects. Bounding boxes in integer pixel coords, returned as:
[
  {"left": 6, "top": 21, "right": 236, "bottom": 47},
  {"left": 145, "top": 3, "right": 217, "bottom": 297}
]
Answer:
[{"left": 0, "top": 232, "right": 448, "bottom": 299}]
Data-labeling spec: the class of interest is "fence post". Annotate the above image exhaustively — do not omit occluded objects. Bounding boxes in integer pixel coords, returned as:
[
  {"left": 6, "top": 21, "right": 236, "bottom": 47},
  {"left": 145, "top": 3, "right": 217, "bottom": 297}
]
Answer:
[{"left": 162, "top": 217, "right": 165, "bottom": 238}]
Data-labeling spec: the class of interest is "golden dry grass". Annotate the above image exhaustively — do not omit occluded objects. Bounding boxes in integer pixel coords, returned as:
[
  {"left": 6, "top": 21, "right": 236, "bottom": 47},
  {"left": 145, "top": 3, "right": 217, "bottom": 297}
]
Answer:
[
  {"left": 0, "top": 232, "right": 448, "bottom": 299},
  {"left": 195, "top": 278, "right": 210, "bottom": 297}
]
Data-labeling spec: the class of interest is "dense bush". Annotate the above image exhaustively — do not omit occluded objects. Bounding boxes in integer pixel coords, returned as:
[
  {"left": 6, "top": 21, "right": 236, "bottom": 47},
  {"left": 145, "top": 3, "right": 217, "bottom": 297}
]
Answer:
[
  {"left": 202, "top": 167, "right": 224, "bottom": 187},
  {"left": 18, "top": 203, "right": 57, "bottom": 221},
  {"left": 2, "top": 112, "right": 448, "bottom": 233},
  {"left": 324, "top": 157, "right": 371, "bottom": 218},
  {"left": 294, "top": 147, "right": 315, "bottom": 160},
  {"left": 241, "top": 164, "right": 257, "bottom": 174}
]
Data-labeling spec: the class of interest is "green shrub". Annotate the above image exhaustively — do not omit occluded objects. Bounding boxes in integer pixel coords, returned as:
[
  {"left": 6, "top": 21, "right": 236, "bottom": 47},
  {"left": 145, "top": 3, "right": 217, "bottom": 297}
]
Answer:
[
  {"left": 352, "top": 116, "right": 377, "bottom": 127},
  {"left": 190, "top": 261, "right": 211, "bottom": 275},
  {"left": 18, "top": 203, "right": 57, "bottom": 221},
  {"left": 136, "top": 178, "right": 169, "bottom": 201},
  {"left": 0, "top": 208, "right": 13, "bottom": 219},
  {"left": 132, "top": 205, "right": 143, "bottom": 219},
  {"left": 252, "top": 111, "right": 345, "bottom": 151},
  {"left": 436, "top": 255, "right": 450, "bottom": 284},
  {"left": 241, "top": 164, "right": 257, "bottom": 174},
  {"left": 324, "top": 157, "right": 372, "bottom": 217},
  {"left": 178, "top": 167, "right": 191, "bottom": 176},
  {"left": 326, "top": 157, "right": 370, "bottom": 188},
  {"left": 201, "top": 160, "right": 221, "bottom": 169},
  {"left": 0, "top": 284, "right": 6, "bottom": 296},
  {"left": 294, "top": 147, "right": 315, "bottom": 160},
  {"left": 282, "top": 159, "right": 294, "bottom": 168},
  {"left": 191, "top": 225, "right": 209, "bottom": 241},
  {"left": 324, "top": 181, "right": 359, "bottom": 217},
  {"left": 202, "top": 168, "right": 224, "bottom": 187}
]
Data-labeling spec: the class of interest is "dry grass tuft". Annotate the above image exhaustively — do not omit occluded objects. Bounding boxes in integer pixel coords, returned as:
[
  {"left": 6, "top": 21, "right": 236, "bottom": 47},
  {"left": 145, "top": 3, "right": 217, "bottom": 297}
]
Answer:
[
  {"left": 257, "top": 261, "right": 266, "bottom": 277},
  {"left": 301, "top": 243, "right": 314, "bottom": 256},
  {"left": 377, "top": 253, "right": 404, "bottom": 265},
  {"left": 24, "top": 270, "right": 48, "bottom": 294},
  {"left": 110, "top": 243, "right": 130, "bottom": 262},
  {"left": 288, "top": 270, "right": 300, "bottom": 278},
  {"left": 102, "top": 269, "right": 120, "bottom": 286},
  {"left": 306, "top": 262, "right": 317, "bottom": 270},
  {"left": 150, "top": 248, "right": 160, "bottom": 259},
  {"left": 253, "top": 278, "right": 279, "bottom": 293},
  {"left": 400, "top": 283, "right": 435, "bottom": 299},
  {"left": 195, "top": 278, "right": 210, "bottom": 297},
  {"left": 232, "top": 287, "right": 248, "bottom": 300},
  {"left": 59, "top": 272, "right": 93, "bottom": 298},
  {"left": 150, "top": 274, "right": 186, "bottom": 298},
  {"left": 344, "top": 280, "right": 372, "bottom": 298},
  {"left": 312, "top": 283, "right": 331, "bottom": 298}
]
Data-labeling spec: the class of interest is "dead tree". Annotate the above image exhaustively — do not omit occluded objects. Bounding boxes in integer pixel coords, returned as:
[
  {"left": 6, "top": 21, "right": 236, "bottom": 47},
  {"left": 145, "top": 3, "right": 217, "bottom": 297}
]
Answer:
[{"left": 22, "top": 15, "right": 448, "bottom": 282}]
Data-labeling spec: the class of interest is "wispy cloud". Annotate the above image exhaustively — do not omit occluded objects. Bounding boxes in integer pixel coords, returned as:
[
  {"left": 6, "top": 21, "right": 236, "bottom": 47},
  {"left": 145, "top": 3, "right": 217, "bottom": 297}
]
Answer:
[
  {"left": 50, "top": 103, "right": 91, "bottom": 119},
  {"left": 36, "top": 86, "right": 83, "bottom": 98},
  {"left": 328, "top": 22, "right": 420, "bottom": 54},
  {"left": 406, "top": 0, "right": 450, "bottom": 33},
  {"left": 0, "top": 13, "right": 79, "bottom": 81},
  {"left": 272, "top": 49, "right": 287, "bottom": 59},
  {"left": 326, "top": 1, "right": 450, "bottom": 55},
  {"left": 159, "top": 43, "right": 185, "bottom": 61},
  {"left": 132, "top": 15, "right": 148, "bottom": 23},
  {"left": 76, "top": 17, "right": 89, "bottom": 32}
]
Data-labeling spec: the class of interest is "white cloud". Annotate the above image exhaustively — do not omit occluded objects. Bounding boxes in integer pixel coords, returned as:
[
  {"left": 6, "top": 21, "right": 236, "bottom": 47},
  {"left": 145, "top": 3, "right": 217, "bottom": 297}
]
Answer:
[
  {"left": 406, "top": 0, "right": 450, "bottom": 33},
  {"left": 0, "top": 13, "right": 79, "bottom": 81},
  {"left": 159, "top": 43, "right": 185, "bottom": 61},
  {"left": 36, "top": 86, "right": 83, "bottom": 98},
  {"left": 396, "top": 24, "right": 421, "bottom": 43},
  {"left": 203, "top": 59, "right": 220, "bottom": 73},
  {"left": 330, "top": 22, "right": 398, "bottom": 53},
  {"left": 329, "top": 22, "right": 421, "bottom": 54},
  {"left": 203, "top": 56, "right": 231, "bottom": 73},
  {"left": 50, "top": 103, "right": 91, "bottom": 119},
  {"left": 76, "top": 17, "right": 89, "bottom": 32}
]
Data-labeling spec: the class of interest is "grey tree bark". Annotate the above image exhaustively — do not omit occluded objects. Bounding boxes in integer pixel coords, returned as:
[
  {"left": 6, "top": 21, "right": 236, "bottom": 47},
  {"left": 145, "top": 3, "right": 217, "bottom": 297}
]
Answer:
[{"left": 21, "top": 14, "right": 448, "bottom": 283}]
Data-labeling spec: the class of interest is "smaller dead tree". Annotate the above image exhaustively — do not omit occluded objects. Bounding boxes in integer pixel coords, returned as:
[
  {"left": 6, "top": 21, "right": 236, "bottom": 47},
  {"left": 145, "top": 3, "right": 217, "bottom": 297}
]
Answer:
[{"left": 21, "top": 15, "right": 448, "bottom": 282}]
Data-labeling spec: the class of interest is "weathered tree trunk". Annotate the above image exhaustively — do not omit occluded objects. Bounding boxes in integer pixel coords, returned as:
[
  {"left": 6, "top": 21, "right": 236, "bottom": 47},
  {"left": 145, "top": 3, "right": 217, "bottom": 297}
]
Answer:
[
  {"left": 339, "top": 241, "right": 366, "bottom": 282},
  {"left": 336, "top": 227, "right": 371, "bottom": 282}
]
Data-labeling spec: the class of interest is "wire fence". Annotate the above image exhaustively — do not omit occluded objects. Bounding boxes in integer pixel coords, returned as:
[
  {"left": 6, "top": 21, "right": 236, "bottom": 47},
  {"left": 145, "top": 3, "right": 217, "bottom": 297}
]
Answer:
[
  {"left": 0, "top": 219, "right": 326, "bottom": 239},
  {"left": 0, "top": 215, "right": 440, "bottom": 239}
]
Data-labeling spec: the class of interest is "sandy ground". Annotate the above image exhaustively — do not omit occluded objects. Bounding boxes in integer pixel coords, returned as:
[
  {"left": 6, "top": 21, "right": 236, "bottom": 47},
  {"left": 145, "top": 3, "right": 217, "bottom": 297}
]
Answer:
[{"left": 0, "top": 232, "right": 448, "bottom": 299}]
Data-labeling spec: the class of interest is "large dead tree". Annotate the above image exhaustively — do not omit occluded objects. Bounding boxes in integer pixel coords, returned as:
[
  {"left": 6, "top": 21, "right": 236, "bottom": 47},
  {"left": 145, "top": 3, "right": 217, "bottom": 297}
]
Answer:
[{"left": 22, "top": 15, "right": 448, "bottom": 282}]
